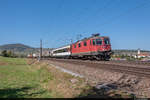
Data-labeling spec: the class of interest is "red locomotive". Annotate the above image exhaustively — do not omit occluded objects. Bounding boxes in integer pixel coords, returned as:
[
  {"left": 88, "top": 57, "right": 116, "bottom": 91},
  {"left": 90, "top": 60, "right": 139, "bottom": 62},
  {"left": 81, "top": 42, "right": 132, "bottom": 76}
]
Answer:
[
  {"left": 51, "top": 33, "right": 112, "bottom": 60},
  {"left": 71, "top": 33, "right": 112, "bottom": 60}
]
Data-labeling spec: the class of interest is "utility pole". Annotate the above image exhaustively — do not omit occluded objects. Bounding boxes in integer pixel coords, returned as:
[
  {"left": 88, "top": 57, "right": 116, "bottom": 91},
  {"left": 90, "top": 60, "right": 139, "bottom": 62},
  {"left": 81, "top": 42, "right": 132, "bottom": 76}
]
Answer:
[{"left": 39, "top": 39, "right": 42, "bottom": 61}]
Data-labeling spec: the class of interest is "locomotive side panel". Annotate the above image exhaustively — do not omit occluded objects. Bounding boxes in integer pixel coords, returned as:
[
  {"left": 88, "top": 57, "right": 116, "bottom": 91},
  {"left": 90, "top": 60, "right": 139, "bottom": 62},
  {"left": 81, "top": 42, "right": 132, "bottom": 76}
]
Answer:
[{"left": 71, "top": 39, "right": 92, "bottom": 57}]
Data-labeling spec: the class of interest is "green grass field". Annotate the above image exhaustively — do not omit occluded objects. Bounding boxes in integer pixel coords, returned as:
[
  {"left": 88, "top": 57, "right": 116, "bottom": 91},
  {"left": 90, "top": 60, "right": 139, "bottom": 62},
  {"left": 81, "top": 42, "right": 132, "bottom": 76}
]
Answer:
[
  {"left": 0, "top": 57, "right": 54, "bottom": 98},
  {"left": 0, "top": 56, "right": 134, "bottom": 98}
]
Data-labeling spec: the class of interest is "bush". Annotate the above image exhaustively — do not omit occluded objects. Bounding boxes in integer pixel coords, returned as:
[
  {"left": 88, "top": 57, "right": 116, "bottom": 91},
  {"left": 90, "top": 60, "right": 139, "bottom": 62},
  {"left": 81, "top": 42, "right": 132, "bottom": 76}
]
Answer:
[
  {"left": 1, "top": 50, "right": 8, "bottom": 57},
  {"left": 1, "top": 50, "right": 15, "bottom": 57}
]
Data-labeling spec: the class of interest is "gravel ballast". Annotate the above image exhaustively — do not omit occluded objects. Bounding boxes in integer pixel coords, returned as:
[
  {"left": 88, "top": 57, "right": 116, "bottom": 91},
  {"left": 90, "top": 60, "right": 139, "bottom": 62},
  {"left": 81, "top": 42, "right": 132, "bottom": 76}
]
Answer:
[{"left": 44, "top": 60, "right": 150, "bottom": 98}]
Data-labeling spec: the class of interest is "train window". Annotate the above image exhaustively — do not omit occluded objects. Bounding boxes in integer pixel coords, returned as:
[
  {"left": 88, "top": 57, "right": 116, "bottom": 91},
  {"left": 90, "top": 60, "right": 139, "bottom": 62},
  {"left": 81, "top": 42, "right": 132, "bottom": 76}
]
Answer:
[
  {"left": 90, "top": 40, "right": 91, "bottom": 45},
  {"left": 96, "top": 39, "right": 102, "bottom": 45},
  {"left": 84, "top": 41, "right": 87, "bottom": 46},
  {"left": 104, "top": 38, "right": 110, "bottom": 45},
  {"left": 64, "top": 48, "right": 67, "bottom": 52},
  {"left": 78, "top": 43, "right": 81, "bottom": 47},
  {"left": 53, "top": 48, "right": 69, "bottom": 53},
  {"left": 74, "top": 44, "right": 76, "bottom": 48},
  {"left": 93, "top": 40, "right": 96, "bottom": 45}
]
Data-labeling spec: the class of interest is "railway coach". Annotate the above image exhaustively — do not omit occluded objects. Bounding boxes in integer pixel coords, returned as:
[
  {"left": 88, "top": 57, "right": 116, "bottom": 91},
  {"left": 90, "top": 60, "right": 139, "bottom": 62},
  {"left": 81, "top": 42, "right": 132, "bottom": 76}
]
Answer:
[{"left": 50, "top": 45, "right": 71, "bottom": 58}]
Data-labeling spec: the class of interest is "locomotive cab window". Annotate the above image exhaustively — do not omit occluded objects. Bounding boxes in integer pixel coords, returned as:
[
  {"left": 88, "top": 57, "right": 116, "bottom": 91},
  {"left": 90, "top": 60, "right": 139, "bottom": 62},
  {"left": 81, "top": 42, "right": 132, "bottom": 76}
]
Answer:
[
  {"left": 74, "top": 44, "right": 76, "bottom": 48},
  {"left": 84, "top": 41, "right": 87, "bottom": 46},
  {"left": 96, "top": 39, "right": 102, "bottom": 45},
  {"left": 104, "top": 38, "right": 110, "bottom": 45},
  {"left": 93, "top": 40, "right": 96, "bottom": 45}
]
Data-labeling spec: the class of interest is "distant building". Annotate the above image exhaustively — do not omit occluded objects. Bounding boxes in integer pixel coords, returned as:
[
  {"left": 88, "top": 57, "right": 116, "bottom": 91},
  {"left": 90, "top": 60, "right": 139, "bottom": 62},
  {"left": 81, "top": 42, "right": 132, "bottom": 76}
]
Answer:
[
  {"left": 42, "top": 50, "right": 50, "bottom": 57},
  {"left": 27, "top": 53, "right": 38, "bottom": 58},
  {"left": 33, "top": 54, "right": 37, "bottom": 58},
  {"left": 138, "top": 48, "right": 140, "bottom": 55},
  {"left": 112, "top": 49, "right": 150, "bottom": 60},
  {"left": 134, "top": 48, "right": 150, "bottom": 58},
  {"left": 27, "top": 54, "right": 32, "bottom": 58},
  {"left": 138, "top": 52, "right": 150, "bottom": 58}
]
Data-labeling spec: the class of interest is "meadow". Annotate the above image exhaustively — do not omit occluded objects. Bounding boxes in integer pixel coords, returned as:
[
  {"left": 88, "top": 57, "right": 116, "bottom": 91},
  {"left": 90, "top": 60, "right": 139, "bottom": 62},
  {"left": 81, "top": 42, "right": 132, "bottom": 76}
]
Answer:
[
  {"left": 0, "top": 57, "right": 56, "bottom": 98},
  {"left": 0, "top": 57, "right": 91, "bottom": 98}
]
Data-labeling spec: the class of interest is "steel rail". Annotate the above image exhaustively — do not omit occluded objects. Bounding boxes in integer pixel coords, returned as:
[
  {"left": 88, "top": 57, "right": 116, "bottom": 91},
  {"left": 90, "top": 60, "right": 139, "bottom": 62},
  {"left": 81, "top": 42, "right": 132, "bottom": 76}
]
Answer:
[{"left": 44, "top": 58, "right": 150, "bottom": 78}]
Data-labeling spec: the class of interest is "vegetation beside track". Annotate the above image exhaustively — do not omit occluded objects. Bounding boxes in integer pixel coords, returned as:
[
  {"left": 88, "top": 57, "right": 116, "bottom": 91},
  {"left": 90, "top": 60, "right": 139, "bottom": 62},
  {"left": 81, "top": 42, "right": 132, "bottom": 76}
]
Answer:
[
  {"left": 0, "top": 57, "right": 53, "bottom": 98},
  {"left": 0, "top": 56, "right": 134, "bottom": 98},
  {"left": 0, "top": 57, "right": 91, "bottom": 98}
]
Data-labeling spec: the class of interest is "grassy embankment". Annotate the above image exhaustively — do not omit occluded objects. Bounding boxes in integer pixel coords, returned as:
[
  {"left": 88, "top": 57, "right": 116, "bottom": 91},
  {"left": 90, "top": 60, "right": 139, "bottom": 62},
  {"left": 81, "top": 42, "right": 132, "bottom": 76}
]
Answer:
[
  {"left": 0, "top": 57, "right": 91, "bottom": 98},
  {"left": 0, "top": 57, "right": 53, "bottom": 98},
  {"left": 0, "top": 56, "right": 134, "bottom": 98}
]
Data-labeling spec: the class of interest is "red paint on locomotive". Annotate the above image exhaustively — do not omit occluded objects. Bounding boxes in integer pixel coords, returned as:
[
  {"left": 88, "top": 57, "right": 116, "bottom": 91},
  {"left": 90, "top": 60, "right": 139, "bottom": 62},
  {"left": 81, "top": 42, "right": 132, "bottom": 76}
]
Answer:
[{"left": 71, "top": 35, "right": 112, "bottom": 60}]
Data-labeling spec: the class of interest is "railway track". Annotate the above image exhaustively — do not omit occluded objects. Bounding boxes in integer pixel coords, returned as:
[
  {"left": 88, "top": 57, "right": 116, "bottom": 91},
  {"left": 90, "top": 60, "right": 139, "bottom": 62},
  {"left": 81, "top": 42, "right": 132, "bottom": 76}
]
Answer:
[
  {"left": 42, "top": 57, "right": 150, "bottom": 66},
  {"left": 106, "top": 60, "right": 150, "bottom": 66},
  {"left": 43, "top": 58, "right": 150, "bottom": 68},
  {"left": 43, "top": 58, "right": 150, "bottom": 78}
]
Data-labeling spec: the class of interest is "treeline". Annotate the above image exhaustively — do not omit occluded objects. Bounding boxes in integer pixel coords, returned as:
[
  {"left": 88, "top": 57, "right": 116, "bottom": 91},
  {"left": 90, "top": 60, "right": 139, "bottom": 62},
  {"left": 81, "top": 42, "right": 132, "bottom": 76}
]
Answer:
[
  {"left": 111, "top": 54, "right": 140, "bottom": 60},
  {"left": 113, "top": 49, "right": 150, "bottom": 53},
  {"left": 0, "top": 50, "right": 26, "bottom": 58}
]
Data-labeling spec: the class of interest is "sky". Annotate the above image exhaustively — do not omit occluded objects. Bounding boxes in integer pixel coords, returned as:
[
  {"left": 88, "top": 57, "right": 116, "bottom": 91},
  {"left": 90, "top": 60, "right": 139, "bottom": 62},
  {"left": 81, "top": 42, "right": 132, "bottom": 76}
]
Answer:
[{"left": 0, "top": 0, "right": 150, "bottom": 50}]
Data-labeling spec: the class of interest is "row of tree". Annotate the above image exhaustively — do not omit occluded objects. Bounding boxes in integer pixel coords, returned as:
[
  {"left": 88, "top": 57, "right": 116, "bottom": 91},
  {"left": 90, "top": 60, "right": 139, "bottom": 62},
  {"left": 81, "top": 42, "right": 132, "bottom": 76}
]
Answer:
[
  {"left": 111, "top": 54, "right": 143, "bottom": 61},
  {"left": 0, "top": 50, "right": 26, "bottom": 58},
  {"left": 1, "top": 50, "right": 14, "bottom": 57}
]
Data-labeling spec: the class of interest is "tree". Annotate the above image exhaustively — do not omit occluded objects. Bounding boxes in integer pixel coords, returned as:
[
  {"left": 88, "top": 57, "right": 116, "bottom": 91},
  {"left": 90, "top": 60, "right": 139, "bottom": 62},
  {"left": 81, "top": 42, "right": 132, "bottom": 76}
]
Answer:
[
  {"left": 1, "top": 50, "right": 14, "bottom": 57},
  {"left": 1, "top": 50, "right": 8, "bottom": 57},
  {"left": 7, "top": 51, "right": 12, "bottom": 57}
]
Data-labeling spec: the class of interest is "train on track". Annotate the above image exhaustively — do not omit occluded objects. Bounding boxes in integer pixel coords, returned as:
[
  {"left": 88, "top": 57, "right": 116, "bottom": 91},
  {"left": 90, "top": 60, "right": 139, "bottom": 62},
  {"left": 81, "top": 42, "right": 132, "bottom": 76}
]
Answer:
[{"left": 50, "top": 33, "right": 113, "bottom": 60}]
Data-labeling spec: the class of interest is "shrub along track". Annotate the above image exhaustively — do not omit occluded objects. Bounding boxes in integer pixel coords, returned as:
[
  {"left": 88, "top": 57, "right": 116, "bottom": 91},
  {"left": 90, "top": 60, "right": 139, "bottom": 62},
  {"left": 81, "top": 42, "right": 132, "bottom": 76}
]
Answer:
[{"left": 43, "top": 58, "right": 150, "bottom": 78}]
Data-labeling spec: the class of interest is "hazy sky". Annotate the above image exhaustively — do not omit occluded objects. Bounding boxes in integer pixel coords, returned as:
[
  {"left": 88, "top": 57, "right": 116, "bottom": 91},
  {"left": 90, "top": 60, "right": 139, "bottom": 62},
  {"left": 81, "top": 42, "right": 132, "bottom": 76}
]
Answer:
[{"left": 0, "top": 0, "right": 150, "bottom": 50}]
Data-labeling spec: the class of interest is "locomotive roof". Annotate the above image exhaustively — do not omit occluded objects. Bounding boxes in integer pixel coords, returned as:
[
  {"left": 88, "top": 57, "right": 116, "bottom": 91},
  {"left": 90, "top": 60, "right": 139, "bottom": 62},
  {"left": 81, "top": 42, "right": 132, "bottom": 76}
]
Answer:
[{"left": 73, "top": 36, "right": 109, "bottom": 44}]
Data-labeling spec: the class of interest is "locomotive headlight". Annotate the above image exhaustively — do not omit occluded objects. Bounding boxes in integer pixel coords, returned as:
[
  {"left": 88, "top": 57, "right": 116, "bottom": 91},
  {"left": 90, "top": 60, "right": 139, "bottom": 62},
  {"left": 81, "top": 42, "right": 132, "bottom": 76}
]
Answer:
[
  {"left": 102, "top": 46, "right": 105, "bottom": 49},
  {"left": 102, "top": 46, "right": 106, "bottom": 51}
]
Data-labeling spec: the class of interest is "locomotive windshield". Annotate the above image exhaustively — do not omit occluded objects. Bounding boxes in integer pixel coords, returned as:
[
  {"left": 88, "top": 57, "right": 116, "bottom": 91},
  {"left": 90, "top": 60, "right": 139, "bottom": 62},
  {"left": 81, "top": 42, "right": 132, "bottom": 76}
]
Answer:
[
  {"left": 96, "top": 39, "right": 102, "bottom": 45},
  {"left": 104, "top": 38, "right": 110, "bottom": 45}
]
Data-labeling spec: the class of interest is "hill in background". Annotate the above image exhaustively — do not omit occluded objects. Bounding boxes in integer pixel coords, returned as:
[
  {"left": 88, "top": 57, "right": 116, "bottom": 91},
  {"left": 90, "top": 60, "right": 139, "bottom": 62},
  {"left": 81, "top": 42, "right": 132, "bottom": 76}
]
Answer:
[
  {"left": 0, "top": 43, "right": 53, "bottom": 57},
  {"left": 0, "top": 43, "right": 38, "bottom": 56},
  {"left": 0, "top": 43, "right": 34, "bottom": 51}
]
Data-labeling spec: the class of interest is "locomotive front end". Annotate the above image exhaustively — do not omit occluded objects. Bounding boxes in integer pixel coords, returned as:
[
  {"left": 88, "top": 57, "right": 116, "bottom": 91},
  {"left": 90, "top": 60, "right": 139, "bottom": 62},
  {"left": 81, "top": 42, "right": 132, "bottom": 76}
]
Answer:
[{"left": 95, "top": 37, "right": 112, "bottom": 60}]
